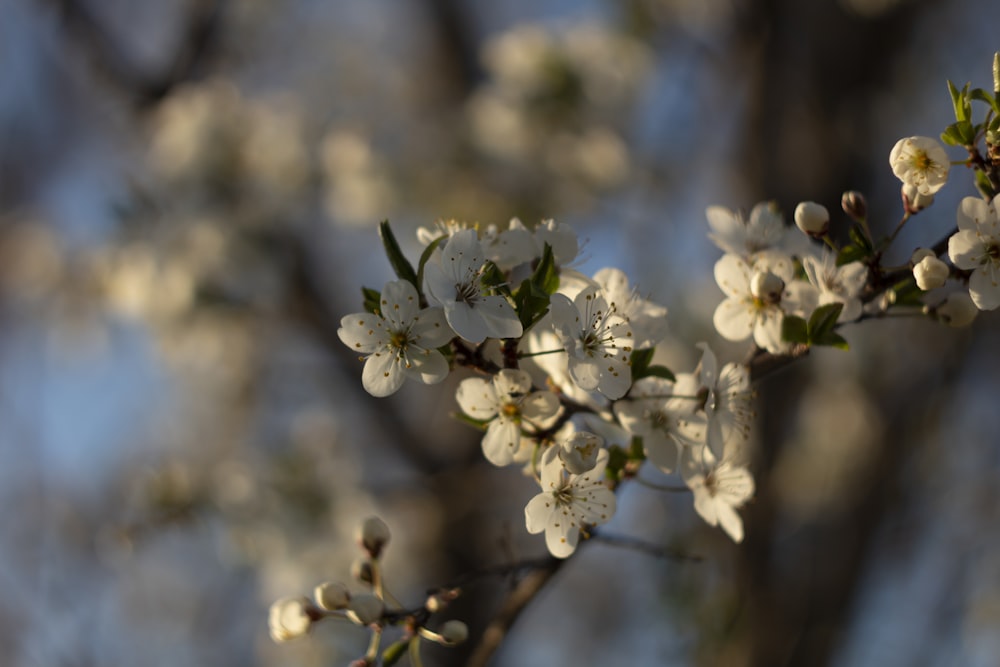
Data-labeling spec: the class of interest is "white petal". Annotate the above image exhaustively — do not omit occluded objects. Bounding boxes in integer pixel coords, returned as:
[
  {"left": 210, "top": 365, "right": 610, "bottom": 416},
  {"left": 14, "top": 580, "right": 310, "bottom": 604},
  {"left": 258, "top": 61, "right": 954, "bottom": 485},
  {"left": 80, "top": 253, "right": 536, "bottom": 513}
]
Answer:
[
  {"left": 752, "top": 308, "right": 787, "bottom": 354},
  {"left": 716, "top": 503, "right": 745, "bottom": 542},
  {"left": 338, "top": 312, "right": 386, "bottom": 354},
  {"left": 481, "top": 420, "right": 520, "bottom": 466},
  {"left": 969, "top": 267, "right": 1000, "bottom": 310},
  {"left": 713, "top": 298, "right": 755, "bottom": 341},
  {"left": 494, "top": 369, "right": 532, "bottom": 398},
  {"left": 645, "top": 434, "right": 680, "bottom": 473},
  {"left": 405, "top": 348, "right": 449, "bottom": 386},
  {"left": 596, "top": 356, "right": 632, "bottom": 400},
  {"left": 362, "top": 350, "right": 405, "bottom": 397},
  {"left": 714, "top": 254, "right": 752, "bottom": 299},
  {"left": 957, "top": 196, "right": 993, "bottom": 232},
  {"left": 410, "top": 307, "right": 452, "bottom": 348},
  {"left": 475, "top": 295, "right": 523, "bottom": 339},
  {"left": 948, "top": 229, "right": 984, "bottom": 270},
  {"left": 380, "top": 280, "right": 420, "bottom": 327},
  {"left": 445, "top": 303, "right": 490, "bottom": 344},
  {"left": 568, "top": 356, "right": 602, "bottom": 391},
  {"left": 524, "top": 493, "right": 552, "bottom": 535},
  {"left": 455, "top": 378, "right": 498, "bottom": 417},
  {"left": 545, "top": 511, "right": 579, "bottom": 558},
  {"left": 691, "top": 488, "right": 719, "bottom": 527}
]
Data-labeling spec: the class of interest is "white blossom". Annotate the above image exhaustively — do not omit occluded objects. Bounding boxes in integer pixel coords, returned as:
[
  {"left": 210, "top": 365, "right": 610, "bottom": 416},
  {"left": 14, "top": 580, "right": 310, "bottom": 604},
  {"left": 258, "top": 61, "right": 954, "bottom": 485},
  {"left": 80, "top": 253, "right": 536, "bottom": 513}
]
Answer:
[
  {"left": 592, "top": 267, "right": 668, "bottom": 350},
  {"left": 802, "top": 252, "right": 867, "bottom": 322},
  {"left": 948, "top": 194, "right": 1000, "bottom": 310},
  {"left": 455, "top": 369, "right": 561, "bottom": 467},
  {"left": 613, "top": 375, "right": 706, "bottom": 473},
  {"left": 706, "top": 202, "right": 809, "bottom": 260},
  {"left": 682, "top": 446, "right": 754, "bottom": 543},
  {"left": 549, "top": 285, "right": 634, "bottom": 399},
  {"left": 694, "top": 343, "right": 753, "bottom": 460},
  {"left": 338, "top": 280, "right": 452, "bottom": 397},
  {"left": 424, "top": 229, "right": 523, "bottom": 342},
  {"left": 525, "top": 446, "right": 616, "bottom": 558},
  {"left": 713, "top": 253, "right": 818, "bottom": 354},
  {"left": 890, "top": 136, "right": 949, "bottom": 196}
]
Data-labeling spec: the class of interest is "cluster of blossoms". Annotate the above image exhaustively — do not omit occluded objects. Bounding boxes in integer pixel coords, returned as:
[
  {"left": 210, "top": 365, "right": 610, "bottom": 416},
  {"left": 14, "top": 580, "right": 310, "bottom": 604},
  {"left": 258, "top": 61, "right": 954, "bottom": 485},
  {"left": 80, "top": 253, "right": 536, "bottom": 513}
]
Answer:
[
  {"left": 269, "top": 516, "right": 468, "bottom": 663},
  {"left": 338, "top": 216, "right": 757, "bottom": 553}
]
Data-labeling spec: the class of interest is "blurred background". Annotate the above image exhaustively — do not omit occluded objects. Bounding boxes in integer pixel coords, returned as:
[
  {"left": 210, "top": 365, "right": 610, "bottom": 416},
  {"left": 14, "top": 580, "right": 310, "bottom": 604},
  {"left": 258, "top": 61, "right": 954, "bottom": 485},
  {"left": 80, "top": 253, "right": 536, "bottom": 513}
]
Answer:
[{"left": 1, "top": 0, "right": 999, "bottom": 665}]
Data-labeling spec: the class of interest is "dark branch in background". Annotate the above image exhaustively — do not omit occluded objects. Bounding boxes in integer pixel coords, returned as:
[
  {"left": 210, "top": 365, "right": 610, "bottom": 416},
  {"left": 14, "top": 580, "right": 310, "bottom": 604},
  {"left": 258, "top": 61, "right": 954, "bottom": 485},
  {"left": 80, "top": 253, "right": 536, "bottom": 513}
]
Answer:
[{"left": 45, "top": 0, "right": 226, "bottom": 109}]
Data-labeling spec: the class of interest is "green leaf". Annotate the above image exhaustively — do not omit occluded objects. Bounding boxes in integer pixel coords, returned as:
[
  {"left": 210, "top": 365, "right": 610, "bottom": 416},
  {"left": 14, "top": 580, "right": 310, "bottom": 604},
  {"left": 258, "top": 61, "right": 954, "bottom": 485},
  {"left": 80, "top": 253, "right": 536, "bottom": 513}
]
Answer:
[
  {"left": 948, "top": 80, "right": 972, "bottom": 122},
  {"left": 530, "top": 242, "right": 560, "bottom": 296},
  {"left": 362, "top": 286, "right": 381, "bottom": 315},
  {"left": 975, "top": 169, "right": 998, "bottom": 199},
  {"left": 629, "top": 348, "right": 655, "bottom": 377},
  {"left": 941, "top": 123, "right": 966, "bottom": 146},
  {"left": 807, "top": 302, "right": 843, "bottom": 339},
  {"left": 382, "top": 640, "right": 409, "bottom": 666},
  {"left": 378, "top": 220, "right": 419, "bottom": 288},
  {"left": 781, "top": 315, "right": 809, "bottom": 345},
  {"left": 513, "top": 243, "right": 560, "bottom": 331},
  {"left": 970, "top": 87, "right": 1000, "bottom": 114},
  {"left": 814, "top": 331, "right": 849, "bottom": 351},
  {"left": 644, "top": 365, "right": 677, "bottom": 382},
  {"left": 848, "top": 223, "right": 873, "bottom": 254},
  {"left": 480, "top": 260, "right": 509, "bottom": 296}
]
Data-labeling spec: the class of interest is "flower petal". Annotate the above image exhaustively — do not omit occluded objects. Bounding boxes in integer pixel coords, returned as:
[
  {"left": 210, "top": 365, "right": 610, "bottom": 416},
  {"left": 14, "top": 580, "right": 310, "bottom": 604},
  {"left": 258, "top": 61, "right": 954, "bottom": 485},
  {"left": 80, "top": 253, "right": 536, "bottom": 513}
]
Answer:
[
  {"left": 713, "top": 298, "right": 755, "bottom": 341},
  {"left": 362, "top": 350, "right": 405, "bottom": 397}
]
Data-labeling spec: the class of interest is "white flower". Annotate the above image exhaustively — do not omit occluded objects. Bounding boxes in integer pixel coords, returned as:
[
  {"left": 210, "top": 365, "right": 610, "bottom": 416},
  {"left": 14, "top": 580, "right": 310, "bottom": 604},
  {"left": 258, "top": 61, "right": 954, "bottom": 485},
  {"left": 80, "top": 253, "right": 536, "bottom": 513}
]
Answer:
[
  {"left": 592, "top": 267, "right": 668, "bottom": 350},
  {"left": 948, "top": 194, "right": 1000, "bottom": 310},
  {"left": 913, "top": 255, "right": 949, "bottom": 291},
  {"left": 613, "top": 375, "right": 706, "bottom": 473},
  {"left": 549, "top": 285, "right": 634, "bottom": 399},
  {"left": 693, "top": 343, "right": 753, "bottom": 460},
  {"left": 455, "top": 369, "right": 561, "bottom": 467},
  {"left": 681, "top": 446, "right": 754, "bottom": 543},
  {"left": 706, "top": 202, "right": 808, "bottom": 259},
  {"left": 802, "top": 252, "right": 867, "bottom": 322},
  {"left": 713, "top": 253, "right": 818, "bottom": 354},
  {"left": 533, "top": 218, "right": 579, "bottom": 266},
  {"left": 268, "top": 597, "right": 312, "bottom": 642},
  {"left": 890, "top": 136, "right": 949, "bottom": 196},
  {"left": 338, "top": 280, "right": 452, "bottom": 397},
  {"left": 524, "top": 446, "right": 616, "bottom": 558},
  {"left": 424, "top": 229, "right": 523, "bottom": 342}
]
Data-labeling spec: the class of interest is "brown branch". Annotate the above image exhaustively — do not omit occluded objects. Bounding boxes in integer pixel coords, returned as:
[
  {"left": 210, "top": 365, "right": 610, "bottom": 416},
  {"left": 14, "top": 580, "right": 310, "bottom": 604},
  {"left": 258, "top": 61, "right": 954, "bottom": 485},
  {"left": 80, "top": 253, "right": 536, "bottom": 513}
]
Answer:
[{"left": 464, "top": 556, "right": 564, "bottom": 667}]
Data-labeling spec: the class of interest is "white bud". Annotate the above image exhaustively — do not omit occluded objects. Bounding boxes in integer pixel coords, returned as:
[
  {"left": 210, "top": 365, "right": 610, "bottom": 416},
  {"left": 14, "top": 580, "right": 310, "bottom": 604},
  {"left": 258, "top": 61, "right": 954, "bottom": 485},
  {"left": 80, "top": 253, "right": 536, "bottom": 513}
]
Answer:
[
  {"left": 793, "top": 201, "right": 829, "bottom": 237},
  {"left": 439, "top": 620, "right": 469, "bottom": 645},
  {"left": 910, "top": 247, "right": 935, "bottom": 264},
  {"left": 357, "top": 516, "right": 391, "bottom": 558},
  {"left": 913, "top": 255, "right": 949, "bottom": 291},
  {"left": 937, "top": 292, "right": 978, "bottom": 327},
  {"left": 749, "top": 271, "right": 784, "bottom": 304},
  {"left": 268, "top": 597, "right": 312, "bottom": 642},
  {"left": 346, "top": 593, "right": 385, "bottom": 626},
  {"left": 559, "top": 432, "right": 602, "bottom": 474},
  {"left": 314, "top": 581, "right": 351, "bottom": 610}
]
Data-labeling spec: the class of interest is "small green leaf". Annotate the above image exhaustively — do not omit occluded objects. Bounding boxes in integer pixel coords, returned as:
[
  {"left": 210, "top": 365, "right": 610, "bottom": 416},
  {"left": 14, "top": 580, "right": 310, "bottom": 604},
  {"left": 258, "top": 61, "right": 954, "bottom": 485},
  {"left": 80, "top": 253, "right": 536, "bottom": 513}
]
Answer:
[
  {"left": 970, "top": 87, "right": 1000, "bottom": 114},
  {"left": 362, "top": 286, "right": 381, "bottom": 315},
  {"left": 807, "top": 302, "right": 843, "bottom": 339},
  {"left": 629, "top": 348, "right": 655, "bottom": 377},
  {"left": 530, "top": 243, "right": 559, "bottom": 296},
  {"left": 378, "top": 220, "right": 419, "bottom": 288},
  {"left": 644, "top": 365, "right": 676, "bottom": 382},
  {"left": 781, "top": 315, "right": 809, "bottom": 344},
  {"left": 480, "top": 260, "right": 509, "bottom": 296},
  {"left": 848, "top": 223, "right": 873, "bottom": 254},
  {"left": 941, "top": 123, "right": 965, "bottom": 146},
  {"left": 975, "top": 169, "right": 998, "bottom": 199},
  {"left": 382, "top": 640, "right": 409, "bottom": 666},
  {"left": 814, "top": 331, "right": 849, "bottom": 351},
  {"left": 948, "top": 80, "right": 965, "bottom": 122}
]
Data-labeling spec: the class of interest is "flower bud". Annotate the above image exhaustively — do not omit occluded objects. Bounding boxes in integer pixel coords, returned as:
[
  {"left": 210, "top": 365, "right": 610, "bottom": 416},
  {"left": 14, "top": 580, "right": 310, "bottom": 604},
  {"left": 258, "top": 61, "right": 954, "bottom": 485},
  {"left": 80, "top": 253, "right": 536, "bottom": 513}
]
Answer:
[
  {"left": 841, "top": 190, "right": 867, "bottom": 221},
  {"left": 910, "top": 247, "right": 935, "bottom": 264},
  {"left": 913, "top": 255, "right": 949, "bottom": 291},
  {"left": 439, "top": 620, "right": 469, "bottom": 645},
  {"left": 902, "top": 183, "right": 934, "bottom": 214},
  {"left": 357, "top": 516, "right": 391, "bottom": 559},
  {"left": 346, "top": 593, "right": 385, "bottom": 626},
  {"left": 793, "top": 201, "right": 829, "bottom": 237},
  {"left": 559, "top": 432, "right": 602, "bottom": 474},
  {"left": 268, "top": 597, "right": 312, "bottom": 642},
  {"left": 314, "top": 581, "right": 351, "bottom": 611},
  {"left": 749, "top": 271, "right": 784, "bottom": 304},
  {"left": 937, "top": 292, "right": 978, "bottom": 327}
]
